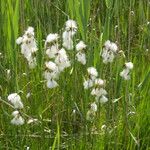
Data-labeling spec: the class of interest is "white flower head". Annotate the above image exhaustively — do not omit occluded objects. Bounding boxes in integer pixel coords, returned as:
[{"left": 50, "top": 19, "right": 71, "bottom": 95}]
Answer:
[
  {"left": 87, "top": 67, "right": 98, "bottom": 79},
  {"left": 120, "top": 68, "right": 130, "bottom": 80},
  {"left": 120, "top": 62, "right": 133, "bottom": 80},
  {"left": 83, "top": 79, "right": 94, "bottom": 89},
  {"left": 91, "top": 88, "right": 107, "bottom": 97},
  {"left": 12, "top": 110, "right": 19, "bottom": 117},
  {"left": 76, "top": 52, "right": 86, "bottom": 65},
  {"left": 104, "top": 40, "right": 111, "bottom": 50},
  {"left": 46, "top": 79, "right": 58, "bottom": 89},
  {"left": 62, "top": 20, "right": 77, "bottom": 50},
  {"left": 101, "top": 40, "right": 118, "bottom": 64},
  {"left": 95, "top": 78, "right": 105, "bottom": 86},
  {"left": 125, "top": 62, "right": 133, "bottom": 70},
  {"left": 8, "top": 93, "right": 24, "bottom": 109},
  {"left": 17, "top": 26, "right": 38, "bottom": 69},
  {"left": 25, "top": 26, "right": 34, "bottom": 36},
  {"left": 46, "top": 44, "right": 58, "bottom": 59},
  {"left": 45, "top": 61, "right": 58, "bottom": 72},
  {"left": 55, "top": 48, "right": 71, "bottom": 71},
  {"left": 76, "top": 41, "right": 86, "bottom": 51},
  {"left": 62, "top": 31, "right": 74, "bottom": 50},
  {"left": 11, "top": 115, "right": 24, "bottom": 126},
  {"left": 46, "top": 33, "right": 59, "bottom": 43},
  {"left": 16, "top": 37, "right": 23, "bottom": 45},
  {"left": 65, "top": 20, "right": 77, "bottom": 32},
  {"left": 102, "top": 48, "right": 115, "bottom": 64},
  {"left": 100, "top": 95, "right": 108, "bottom": 103},
  {"left": 109, "top": 42, "right": 118, "bottom": 53},
  {"left": 91, "top": 102, "right": 97, "bottom": 112}
]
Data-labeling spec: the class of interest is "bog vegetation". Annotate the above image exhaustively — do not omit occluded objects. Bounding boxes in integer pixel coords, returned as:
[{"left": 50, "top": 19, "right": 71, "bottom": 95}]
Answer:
[{"left": 0, "top": 0, "right": 150, "bottom": 149}]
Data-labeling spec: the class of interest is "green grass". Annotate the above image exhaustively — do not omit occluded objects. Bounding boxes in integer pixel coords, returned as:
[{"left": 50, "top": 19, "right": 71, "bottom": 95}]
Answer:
[{"left": 0, "top": 0, "right": 150, "bottom": 149}]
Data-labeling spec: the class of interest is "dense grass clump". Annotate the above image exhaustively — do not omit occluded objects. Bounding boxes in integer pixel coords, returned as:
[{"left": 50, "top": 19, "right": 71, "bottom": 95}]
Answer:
[{"left": 0, "top": 0, "right": 150, "bottom": 149}]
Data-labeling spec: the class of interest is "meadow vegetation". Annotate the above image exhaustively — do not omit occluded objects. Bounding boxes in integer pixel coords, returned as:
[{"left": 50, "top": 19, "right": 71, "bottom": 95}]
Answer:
[{"left": 0, "top": 0, "right": 150, "bottom": 149}]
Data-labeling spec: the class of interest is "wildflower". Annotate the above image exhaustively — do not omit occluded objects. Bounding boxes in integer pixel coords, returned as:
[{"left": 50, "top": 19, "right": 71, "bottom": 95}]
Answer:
[
  {"left": 125, "top": 62, "right": 133, "bottom": 70},
  {"left": 45, "top": 33, "right": 59, "bottom": 43},
  {"left": 65, "top": 20, "right": 77, "bottom": 33},
  {"left": 76, "top": 52, "right": 86, "bottom": 65},
  {"left": 91, "top": 102, "right": 97, "bottom": 112},
  {"left": 62, "top": 20, "right": 77, "bottom": 50},
  {"left": 120, "top": 62, "right": 133, "bottom": 80},
  {"left": 45, "top": 33, "right": 59, "bottom": 58},
  {"left": 8, "top": 93, "right": 24, "bottom": 109},
  {"left": 43, "top": 61, "right": 60, "bottom": 89},
  {"left": 76, "top": 41, "right": 86, "bottom": 51},
  {"left": 16, "top": 37, "right": 23, "bottom": 45},
  {"left": 100, "top": 95, "right": 108, "bottom": 103},
  {"left": 45, "top": 61, "right": 58, "bottom": 72},
  {"left": 28, "top": 57, "right": 37, "bottom": 69},
  {"left": 95, "top": 78, "right": 105, "bottom": 86},
  {"left": 91, "top": 77, "right": 108, "bottom": 103},
  {"left": 44, "top": 70, "right": 59, "bottom": 81},
  {"left": 83, "top": 79, "right": 94, "bottom": 89},
  {"left": 46, "top": 79, "right": 58, "bottom": 89},
  {"left": 86, "top": 102, "right": 97, "bottom": 121},
  {"left": 55, "top": 48, "right": 71, "bottom": 71},
  {"left": 87, "top": 67, "right": 98, "bottom": 80},
  {"left": 76, "top": 41, "right": 87, "bottom": 65},
  {"left": 16, "top": 26, "right": 38, "bottom": 69},
  {"left": 11, "top": 111, "right": 24, "bottom": 125},
  {"left": 91, "top": 88, "right": 107, "bottom": 97},
  {"left": 83, "top": 67, "right": 98, "bottom": 89},
  {"left": 101, "top": 40, "right": 118, "bottom": 64}
]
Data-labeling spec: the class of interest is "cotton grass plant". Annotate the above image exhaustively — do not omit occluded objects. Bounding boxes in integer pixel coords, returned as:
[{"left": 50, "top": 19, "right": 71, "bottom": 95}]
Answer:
[{"left": 0, "top": 0, "right": 150, "bottom": 149}]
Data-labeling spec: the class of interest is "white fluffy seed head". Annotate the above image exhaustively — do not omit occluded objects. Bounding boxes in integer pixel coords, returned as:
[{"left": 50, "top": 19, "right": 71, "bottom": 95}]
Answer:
[
  {"left": 76, "top": 41, "right": 86, "bottom": 51},
  {"left": 104, "top": 40, "right": 118, "bottom": 52},
  {"left": 16, "top": 37, "right": 23, "bottom": 45},
  {"left": 25, "top": 26, "right": 34, "bottom": 36},
  {"left": 65, "top": 20, "right": 77, "bottom": 31},
  {"left": 91, "top": 88, "right": 107, "bottom": 97},
  {"left": 57, "top": 48, "right": 67, "bottom": 56},
  {"left": 11, "top": 115, "right": 24, "bottom": 126},
  {"left": 95, "top": 78, "right": 105, "bottom": 86},
  {"left": 120, "top": 68, "right": 130, "bottom": 80},
  {"left": 104, "top": 40, "right": 111, "bottom": 49},
  {"left": 45, "top": 61, "right": 58, "bottom": 71},
  {"left": 125, "top": 62, "right": 133, "bottom": 70},
  {"left": 83, "top": 79, "right": 94, "bottom": 89},
  {"left": 91, "top": 102, "right": 97, "bottom": 112},
  {"left": 100, "top": 95, "right": 108, "bottom": 103},
  {"left": 46, "top": 80, "right": 58, "bottom": 89},
  {"left": 76, "top": 52, "right": 86, "bottom": 65},
  {"left": 62, "top": 31, "right": 74, "bottom": 50},
  {"left": 12, "top": 110, "right": 19, "bottom": 117},
  {"left": 8, "top": 93, "right": 24, "bottom": 109},
  {"left": 110, "top": 42, "right": 118, "bottom": 53},
  {"left": 87, "top": 67, "right": 98, "bottom": 78},
  {"left": 46, "top": 33, "right": 59, "bottom": 43}
]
